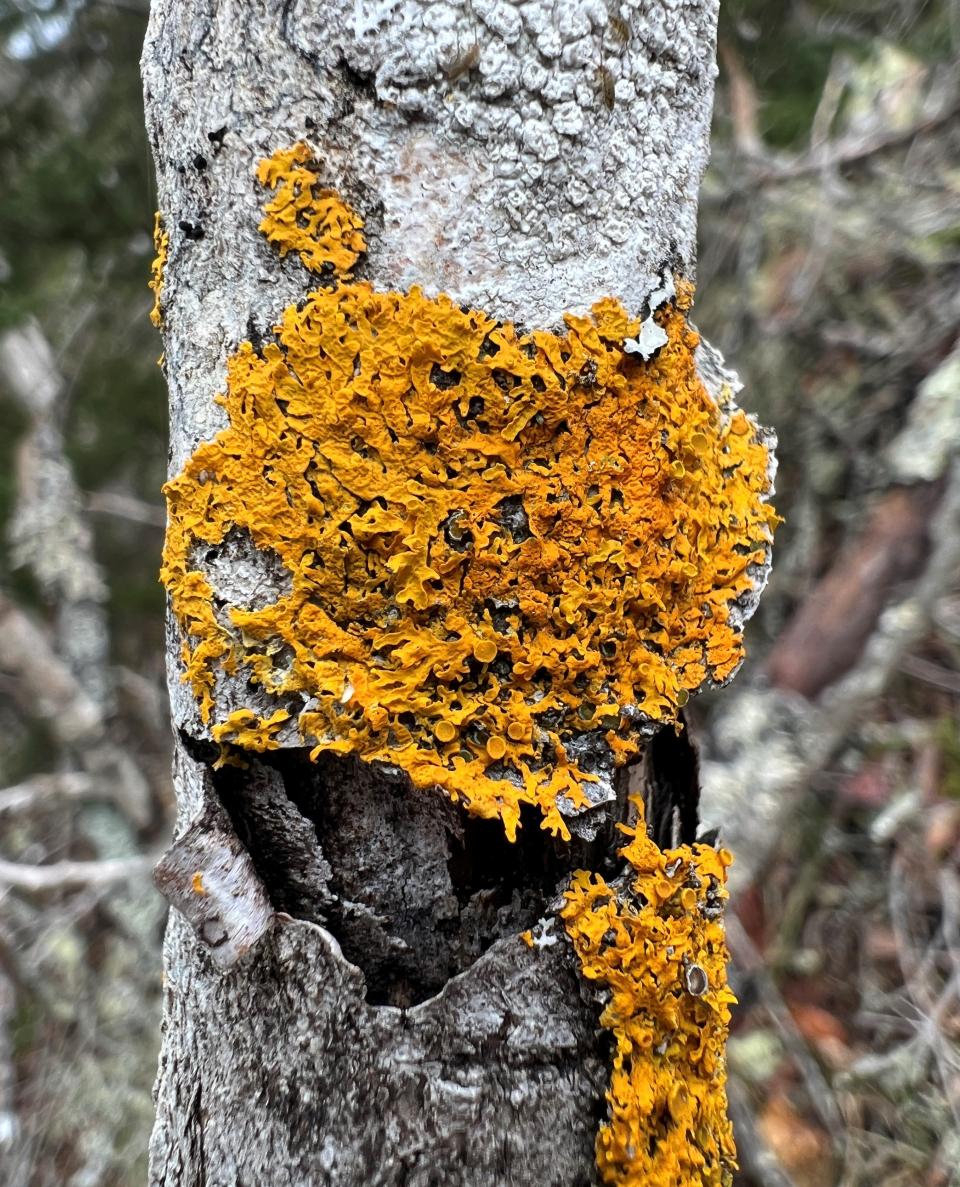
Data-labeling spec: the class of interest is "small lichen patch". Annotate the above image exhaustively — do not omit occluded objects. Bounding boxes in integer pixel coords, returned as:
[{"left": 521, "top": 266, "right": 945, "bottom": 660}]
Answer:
[
  {"left": 149, "top": 211, "right": 169, "bottom": 328},
  {"left": 161, "top": 148, "right": 776, "bottom": 842},
  {"left": 561, "top": 799, "right": 737, "bottom": 1186},
  {"left": 210, "top": 707, "right": 291, "bottom": 753},
  {"left": 256, "top": 143, "right": 366, "bottom": 277}
]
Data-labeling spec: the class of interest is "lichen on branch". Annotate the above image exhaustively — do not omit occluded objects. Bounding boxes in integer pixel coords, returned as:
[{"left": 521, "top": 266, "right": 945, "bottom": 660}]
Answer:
[
  {"left": 256, "top": 142, "right": 366, "bottom": 277},
  {"left": 159, "top": 143, "right": 777, "bottom": 843},
  {"left": 149, "top": 212, "right": 169, "bottom": 328},
  {"left": 560, "top": 797, "right": 737, "bottom": 1186}
]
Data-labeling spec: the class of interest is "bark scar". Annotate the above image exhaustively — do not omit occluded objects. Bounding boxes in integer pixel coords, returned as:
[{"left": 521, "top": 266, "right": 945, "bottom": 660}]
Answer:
[{"left": 153, "top": 797, "right": 273, "bottom": 968}]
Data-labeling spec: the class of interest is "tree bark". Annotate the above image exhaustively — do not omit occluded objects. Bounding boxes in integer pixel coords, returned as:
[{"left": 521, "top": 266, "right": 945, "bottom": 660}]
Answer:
[{"left": 143, "top": 3, "right": 770, "bottom": 1184}]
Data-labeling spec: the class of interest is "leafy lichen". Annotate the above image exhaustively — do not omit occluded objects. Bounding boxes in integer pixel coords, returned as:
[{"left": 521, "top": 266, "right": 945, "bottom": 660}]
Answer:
[
  {"left": 160, "top": 143, "right": 776, "bottom": 842},
  {"left": 561, "top": 797, "right": 737, "bottom": 1185},
  {"left": 256, "top": 142, "right": 366, "bottom": 277},
  {"left": 149, "top": 212, "right": 168, "bottom": 329}
]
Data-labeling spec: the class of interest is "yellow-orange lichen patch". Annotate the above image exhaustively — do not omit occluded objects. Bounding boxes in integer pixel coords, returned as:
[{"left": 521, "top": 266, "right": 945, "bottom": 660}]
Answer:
[
  {"left": 210, "top": 707, "right": 290, "bottom": 752},
  {"left": 256, "top": 143, "right": 366, "bottom": 277},
  {"left": 561, "top": 799, "right": 737, "bottom": 1186},
  {"left": 160, "top": 151, "right": 776, "bottom": 842},
  {"left": 149, "top": 212, "right": 169, "bottom": 328}
]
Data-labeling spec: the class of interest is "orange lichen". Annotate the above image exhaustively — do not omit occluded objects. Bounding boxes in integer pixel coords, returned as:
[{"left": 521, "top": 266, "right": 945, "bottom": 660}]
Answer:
[
  {"left": 561, "top": 798, "right": 737, "bottom": 1186},
  {"left": 154, "top": 144, "right": 764, "bottom": 1187},
  {"left": 149, "top": 212, "right": 169, "bottom": 328},
  {"left": 256, "top": 143, "right": 366, "bottom": 277},
  {"left": 160, "top": 146, "right": 776, "bottom": 842},
  {"left": 210, "top": 707, "right": 290, "bottom": 752}
]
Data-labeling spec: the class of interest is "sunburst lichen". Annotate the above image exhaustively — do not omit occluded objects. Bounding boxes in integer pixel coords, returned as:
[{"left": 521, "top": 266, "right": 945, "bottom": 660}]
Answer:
[
  {"left": 160, "top": 146, "right": 775, "bottom": 842},
  {"left": 149, "top": 212, "right": 169, "bottom": 328},
  {"left": 561, "top": 798, "right": 737, "bottom": 1186},
  {"left": 211, "top": 707, "right": 291, "bottom": 752},
  {"left": 256, "top": 143, "right": 366, "bottom": 277}
]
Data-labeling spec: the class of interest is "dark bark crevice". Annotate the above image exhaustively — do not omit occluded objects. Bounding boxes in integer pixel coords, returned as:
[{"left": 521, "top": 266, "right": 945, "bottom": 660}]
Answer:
[
  {"left": 179, "top": 715, "right": 710, "bottom": 1007},
  {"left": 641, "top": 711, "right": 702, "bottom": 849},
  {"left": 187, "top": 739, "right": 627, "bottom": 1007}
]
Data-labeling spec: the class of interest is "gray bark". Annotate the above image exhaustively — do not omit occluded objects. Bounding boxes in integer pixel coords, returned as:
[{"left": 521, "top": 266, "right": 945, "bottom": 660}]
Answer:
[{"left": 143, "top": 2, "right": 727, "bottom": 1183}]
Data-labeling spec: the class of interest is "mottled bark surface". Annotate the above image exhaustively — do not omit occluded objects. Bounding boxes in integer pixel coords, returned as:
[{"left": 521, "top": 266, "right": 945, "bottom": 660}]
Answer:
[
  {"left": 151, "top": 748, "right": 609, "bottom": 1186},
  {"left": 143, "top": 2, "right": 725, "bottom": 1182}
]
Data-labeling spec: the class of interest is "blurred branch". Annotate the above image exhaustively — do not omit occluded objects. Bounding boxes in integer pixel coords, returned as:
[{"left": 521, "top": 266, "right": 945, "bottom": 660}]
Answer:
[
  {"left": 768, "top": 483, "right": 943, "bottom": 699},
  {"left": 728, "top": 1077, "right": 799, "bottom": 1187},
  {"left": 115, "top": 665, "right": 171, "bottom": 743},
  {"left": 0, "top": 318, "right": 112, "bottom": 710},
  {"left": 0, "top": 965, "right": 15, "bottom": 1154},
  {"left": 86, "top": 489, "right": 166, "bottom": 528},
  {"left": 0, "top": 592, "right": 103, "bottom": 746},
  {"left": 0, "top": 318, "right": 162, "bottom": 833},
  {"left": 0, "top": 320, "right": 61, "bottom": 415},
  {"left": 719, "top": 39, "right": 763, "bottom": 158},
  {"left": 729, "top": 914, "right": 847, "bottom": 1148},
  {"left": 742, "top": 96, "right": 960, "bottom": 187},
  {"left": 0, "top": 855, "right": 154, "bottom": 893},
  {"left": 0, "top": 772, "right": 97, "bottom": 815},
  {"left": 901, "top": 654, "right": 960, "bottom": 694}
]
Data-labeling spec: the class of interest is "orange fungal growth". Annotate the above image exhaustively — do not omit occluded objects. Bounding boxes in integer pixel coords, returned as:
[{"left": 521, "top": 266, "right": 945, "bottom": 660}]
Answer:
[
  {"left": 160, "top": 147, "right": 776, "bottom": 844},
  {"left": 486, "top": 736, "right": 507, "bottom": 761},
  {"left": 149, "top": 212, "right": 169, "bottom": 328},
  {"left": 561, "top": 798, "right": 737, "bottom": 1186},
  {"left": 256, "top": 143, "right": 366, "bottom": 277}
]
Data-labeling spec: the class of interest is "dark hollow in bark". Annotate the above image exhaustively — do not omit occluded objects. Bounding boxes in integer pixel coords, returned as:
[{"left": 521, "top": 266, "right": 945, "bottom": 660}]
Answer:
[{"left": 205, "top": 745, "right": 626, "bottom": 1008}]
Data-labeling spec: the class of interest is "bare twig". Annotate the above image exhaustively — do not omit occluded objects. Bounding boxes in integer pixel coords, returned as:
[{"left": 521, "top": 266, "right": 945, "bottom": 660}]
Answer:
[
  {"left": 0, "top": 773, "right": 98, "bottom": 815},
  {"left": 744, "top": 98, "right": 960, "bottom": 187},
  {"left": 900, "top": 654, "right": 960, "bottom": 695},
  {"left": 0, "top": 855, "right": 154, "bottom": 893},
  {"left": 86, "top": 490, "right": 166, "bottom": 529}
]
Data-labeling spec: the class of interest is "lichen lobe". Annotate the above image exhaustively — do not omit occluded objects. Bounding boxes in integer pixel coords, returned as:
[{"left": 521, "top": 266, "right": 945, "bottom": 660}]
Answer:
[{"left": 149, "top": 211, "right": 169, "bottom": 328}]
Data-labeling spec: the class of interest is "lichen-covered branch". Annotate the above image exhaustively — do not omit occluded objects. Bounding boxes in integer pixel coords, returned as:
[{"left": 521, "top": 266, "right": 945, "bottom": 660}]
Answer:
[{"left": 144, "top": 3, "right": 775, "bottom": 1184}]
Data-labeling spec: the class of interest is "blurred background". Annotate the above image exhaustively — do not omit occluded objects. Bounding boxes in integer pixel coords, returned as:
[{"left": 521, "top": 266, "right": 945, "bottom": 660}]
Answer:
[{"left": 0, "top": 0, "right": 958, "bottom": 1183}]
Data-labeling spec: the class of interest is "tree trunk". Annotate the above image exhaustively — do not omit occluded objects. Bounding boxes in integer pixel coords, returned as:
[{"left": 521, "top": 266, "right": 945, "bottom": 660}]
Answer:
[{"left": 143, "top": 2, "right": 774, "bottom": 1183}]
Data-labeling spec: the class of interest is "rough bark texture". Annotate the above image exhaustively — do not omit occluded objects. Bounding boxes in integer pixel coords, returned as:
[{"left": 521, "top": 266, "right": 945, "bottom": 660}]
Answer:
[{"left": 144, "top": 2, "right": 725, "bottom": 1182}]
